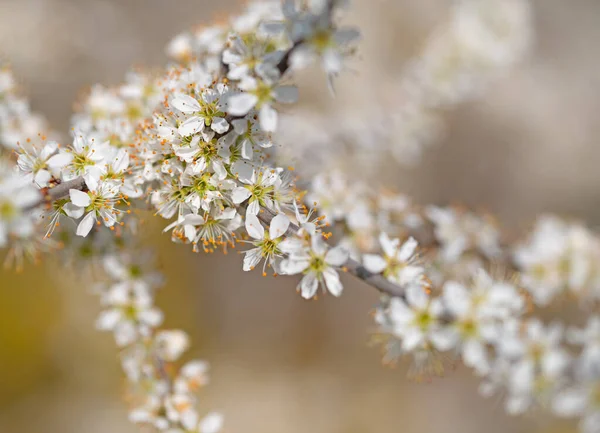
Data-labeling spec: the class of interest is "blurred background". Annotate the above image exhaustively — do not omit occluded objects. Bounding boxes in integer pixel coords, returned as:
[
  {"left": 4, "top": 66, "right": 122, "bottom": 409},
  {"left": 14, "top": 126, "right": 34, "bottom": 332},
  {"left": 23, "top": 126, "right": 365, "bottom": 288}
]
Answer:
[{"left": 1, "top": 0, "right": 599, "bottom": 432}]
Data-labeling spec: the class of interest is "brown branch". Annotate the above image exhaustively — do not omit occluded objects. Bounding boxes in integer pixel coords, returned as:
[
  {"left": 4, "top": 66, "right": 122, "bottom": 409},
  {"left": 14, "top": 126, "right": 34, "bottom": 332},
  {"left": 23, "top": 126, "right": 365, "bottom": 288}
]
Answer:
[{"left": 25, "top": 176, "right": 86, "bottom": 211}]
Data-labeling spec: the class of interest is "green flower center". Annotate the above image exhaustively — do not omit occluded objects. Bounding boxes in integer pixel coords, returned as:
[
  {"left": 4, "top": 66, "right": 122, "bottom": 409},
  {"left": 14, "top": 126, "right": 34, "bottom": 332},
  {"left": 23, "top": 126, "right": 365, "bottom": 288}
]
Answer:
[
  {"left": 72, "top": 151, "right": 95, "bottom": 174},
  {"left": 0, "top": 200, "right": 16, "bottom": 220},
  {"left": 414, "top": 311, "right": 433, "bottom": 331}
]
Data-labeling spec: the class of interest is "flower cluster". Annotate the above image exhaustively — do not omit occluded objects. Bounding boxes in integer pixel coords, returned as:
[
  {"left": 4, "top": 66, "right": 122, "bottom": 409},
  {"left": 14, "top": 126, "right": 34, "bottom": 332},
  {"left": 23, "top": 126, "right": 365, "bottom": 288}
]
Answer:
[
  {"left": 5, "top": 1, "right": 600, "bottom": 433},
  {"left": 515, "top": 215, "right": 600, "bottom": 306},
  {"left": 274, "top": 0, "right": 532, "bottom": 177},
  {"left": 91, "top": 246, "right": 222, "bottom": 433}
]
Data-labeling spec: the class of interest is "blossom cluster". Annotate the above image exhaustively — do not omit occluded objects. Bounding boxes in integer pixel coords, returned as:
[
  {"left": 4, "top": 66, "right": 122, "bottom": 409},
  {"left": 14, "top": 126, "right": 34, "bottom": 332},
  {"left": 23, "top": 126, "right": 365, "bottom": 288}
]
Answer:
[
  {"left": 304, "top": 168, "right": 600, "bottom": 431},
  {"left": 3, "top": 1, "right": 600, "bottom": 433},
  {"left": 275, "top": 0, "right": 532, "bottom": 177},
  {"left": 90, "top": 246, "right": 222, "bottom": 433}
]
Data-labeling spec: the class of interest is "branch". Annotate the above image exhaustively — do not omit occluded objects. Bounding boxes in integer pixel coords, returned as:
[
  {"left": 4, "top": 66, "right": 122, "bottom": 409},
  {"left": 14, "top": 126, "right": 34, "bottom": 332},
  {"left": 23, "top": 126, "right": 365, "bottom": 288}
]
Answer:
[{"left": 26, "top": 176, "right": 86, "bottom": 211}]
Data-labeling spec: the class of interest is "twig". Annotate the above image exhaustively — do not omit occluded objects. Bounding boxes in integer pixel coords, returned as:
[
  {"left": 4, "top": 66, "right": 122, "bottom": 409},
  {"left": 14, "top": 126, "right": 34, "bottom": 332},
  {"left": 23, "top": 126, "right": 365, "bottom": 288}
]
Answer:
[{"left": 26, "top": 176, "right": 86, "bottom": 211}]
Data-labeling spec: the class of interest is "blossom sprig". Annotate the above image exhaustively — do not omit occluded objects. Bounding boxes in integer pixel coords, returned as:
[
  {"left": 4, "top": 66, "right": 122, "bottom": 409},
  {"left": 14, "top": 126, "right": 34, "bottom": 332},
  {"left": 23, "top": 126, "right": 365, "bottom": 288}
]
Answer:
[
  {"left": 6, "top": 1, "right": 600, "bottom": 433},
  {"left": 90, "top": 244, "right": 222, "bottom": 433}
]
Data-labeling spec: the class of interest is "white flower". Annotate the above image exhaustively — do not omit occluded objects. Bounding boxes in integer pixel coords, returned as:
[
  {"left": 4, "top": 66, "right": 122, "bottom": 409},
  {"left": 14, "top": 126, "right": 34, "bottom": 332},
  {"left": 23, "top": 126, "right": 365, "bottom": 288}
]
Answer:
[
  {"left": 280, "top": 234, "right": 348, "bottom": 299},
  {"left": 0, "top": 173, "right": 41, "bottom": 246},
  {"left": 103, "top": 251, "right": 164, "bottom": 293},
  {"left": 17, "top": 140, "right": 70, "bottom": 187},
  {"left": 229, "top": 118, "right": 273, "bottom": 160},
  {"left": 290, "top": 20, "right": 360, "bottom": 77},
  {"left": 155, "top": 330, "right": 190, "bottom": 361},
  {"left": 227, "top": 73, "right": 298, "bottom": 132},
  {"left": 553, "top": 376, "right": 600, "bottom": 433},
  {"left": 171, "top": 84, "right": 230, "bottom": 136},
  {"left": 165, "top": 393, "right": 199, "bottom": 430},
  {"left": 498, "top": 319, "right": 571, "bottom": 414},
  {"left": 363, "top": 233, "right": 425, "bottom": 288},
  {"left": 96, "top": 285, "right": 163, "bottom": 347},
  {"left": 68, "top": 178, "right": 121, "bottom": 237},
  {"left": 167, "top": 33, "right": 193, "bottom": 61},
  {"left": 231, "top": 168, "right": 280, "bottom": 215},
  {"left": 174, "top": 361, "right": 210, "bottom": 394},
  {"left": 384, "top": 285, "right": 452, "bottom": 352},
  {"left": 223, "top": 35, "right": 278, "bottom": 81},
  {"left": 243, "top": 213, "right": 289, "bottom": 274},
  {"left": 172, "top": 135, "right": 228, "bottom": 181},
  {"left": 61, "top": 132, "right": 110, "bottom": 182},
  {"left": 568, "top": 316, "right": 600, "bottom": 374},
  {"left": 440, "top": 271, "right": 523, "bottom": 375},
  {"left": 426, "top": 206, "right": 501, "bottom": 262},
  {"left": 514, "top": 215, "right": 600, "bottom": 305}
]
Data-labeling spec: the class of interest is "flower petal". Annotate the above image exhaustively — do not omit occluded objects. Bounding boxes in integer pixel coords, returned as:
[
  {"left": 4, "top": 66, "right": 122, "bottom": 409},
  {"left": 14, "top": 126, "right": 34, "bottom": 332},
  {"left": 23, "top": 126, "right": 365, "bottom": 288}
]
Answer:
[
  {"left": 325, "top": 246, "right": 348, "bottom": 267},
  {"left": 269, "top": 214, "right": 290, "bottom": 239},
  {"left": 172, "top": 94, "right": 201, "bottom": 113},
  {"left": 227, "top": 93, "right": 258, "bottom": 116},
  {"left": 259, "top": 104, "right": 277, "bottom": 132},
  {"left": 323, "top": 268, "right": 343, "bottom": 296},
  {"left": 362, "top": 254, "right": 387, "bottom": 274},
  {"left": 76, "top": 212, "right": 96, "bottom": 237},
  {"left": 70, "top": 189, "right": 91, "bottom": 207},
  {"left": 245, "top": 213, "right": 264, "bottom": 240}
]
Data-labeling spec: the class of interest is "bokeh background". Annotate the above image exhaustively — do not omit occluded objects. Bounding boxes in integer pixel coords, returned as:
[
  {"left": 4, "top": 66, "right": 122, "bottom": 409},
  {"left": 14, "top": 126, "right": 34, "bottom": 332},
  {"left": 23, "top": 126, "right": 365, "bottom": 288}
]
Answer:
[{"left": 1, "top": 0, "right": 599, "bottom": 432}]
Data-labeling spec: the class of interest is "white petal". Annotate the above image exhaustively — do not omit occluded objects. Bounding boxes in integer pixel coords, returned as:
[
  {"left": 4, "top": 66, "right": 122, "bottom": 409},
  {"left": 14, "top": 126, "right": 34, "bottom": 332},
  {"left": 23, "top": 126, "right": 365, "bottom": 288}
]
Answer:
[
  {"left": 231, "top": 187, "right": 251, "bottom": 204},
  {"left": 69, "top": 189, "right": 91, "bottom": 207},
  {"left": 247, "top": 200, "right": 260, "bottom": 215},
  {"left": 211, "top": 117, "right": 229, "bottom": 134},
  {"left": 462, "top": 340, "right": 489, "bottom": 374},
  {"left": 243, "top": 248, "right": 262, "bottom": 271},
  {"left": 325, "top": 246, "right": 348, "bottom": 267},
  {"left": 300, "top": 273, "right": 319, "bottom": 299},
  {"left": 34, "top": 169, "right": 52, "bottom": 187},
  {"left": 172, "top": 94, "right": 201, "bottom": 113},
  {"left": 362, "top": 254, "right": 387, "bottom": 274},
  {"left": 199, "top": 413, "right": 223, "bottom": 433},
  {"left": 76, "top": 212, "right": 96, "bottom": 237},
  {"left": 178, "top": 117, "right": 204, "bottom": 136},
  {"left": 280, "top": 258, "right": 310, "bottom": 275},
  {"left": 63, "top": 202, "right": 84, "bottom": 219},
  {"left": 112, "top": 149, "right": 130, "bottom": 173},
  {"left": 406, "top": 284, "right": 429, "bottom": 309},
  {"left": 180, "top": 409, "right": 199, "bottom": 430},
  {"left": 552, "top": 390, "right": 587, "bottom": 416},
  {"left": 245, "top": 213, "right": 264, "bottom": 239},
  {"left": 379, "top": 232, "right": 399, "bottom": 258},
  {"left": 47, "top": 152, "right": 72, "bottom": 169},
  {"left": 227, "top": 93, "right": 258, "bottom": 116},
  {"left": 442, "top": 281, "right": 471, "bottom": 316},
  {"left": 259, "top": 104, "right": 277, "bottom": 132},
  {"left": 397, "top": 237, "right": 418, "bottom": 261},
  {"left": 96, "top": 309, "right": 122, "bottom": 330},
  {"left": 430, "top": 327, "right": 457, "bottom": 351},
  {"left": 269, "top": 214, "right": 290, "bottom": 239},
  {"left": 401, "top": 328, "right": 424, "bottom": 351},
  {"left": 323, "top": 268, "right": 343, "bottom": 296}
]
